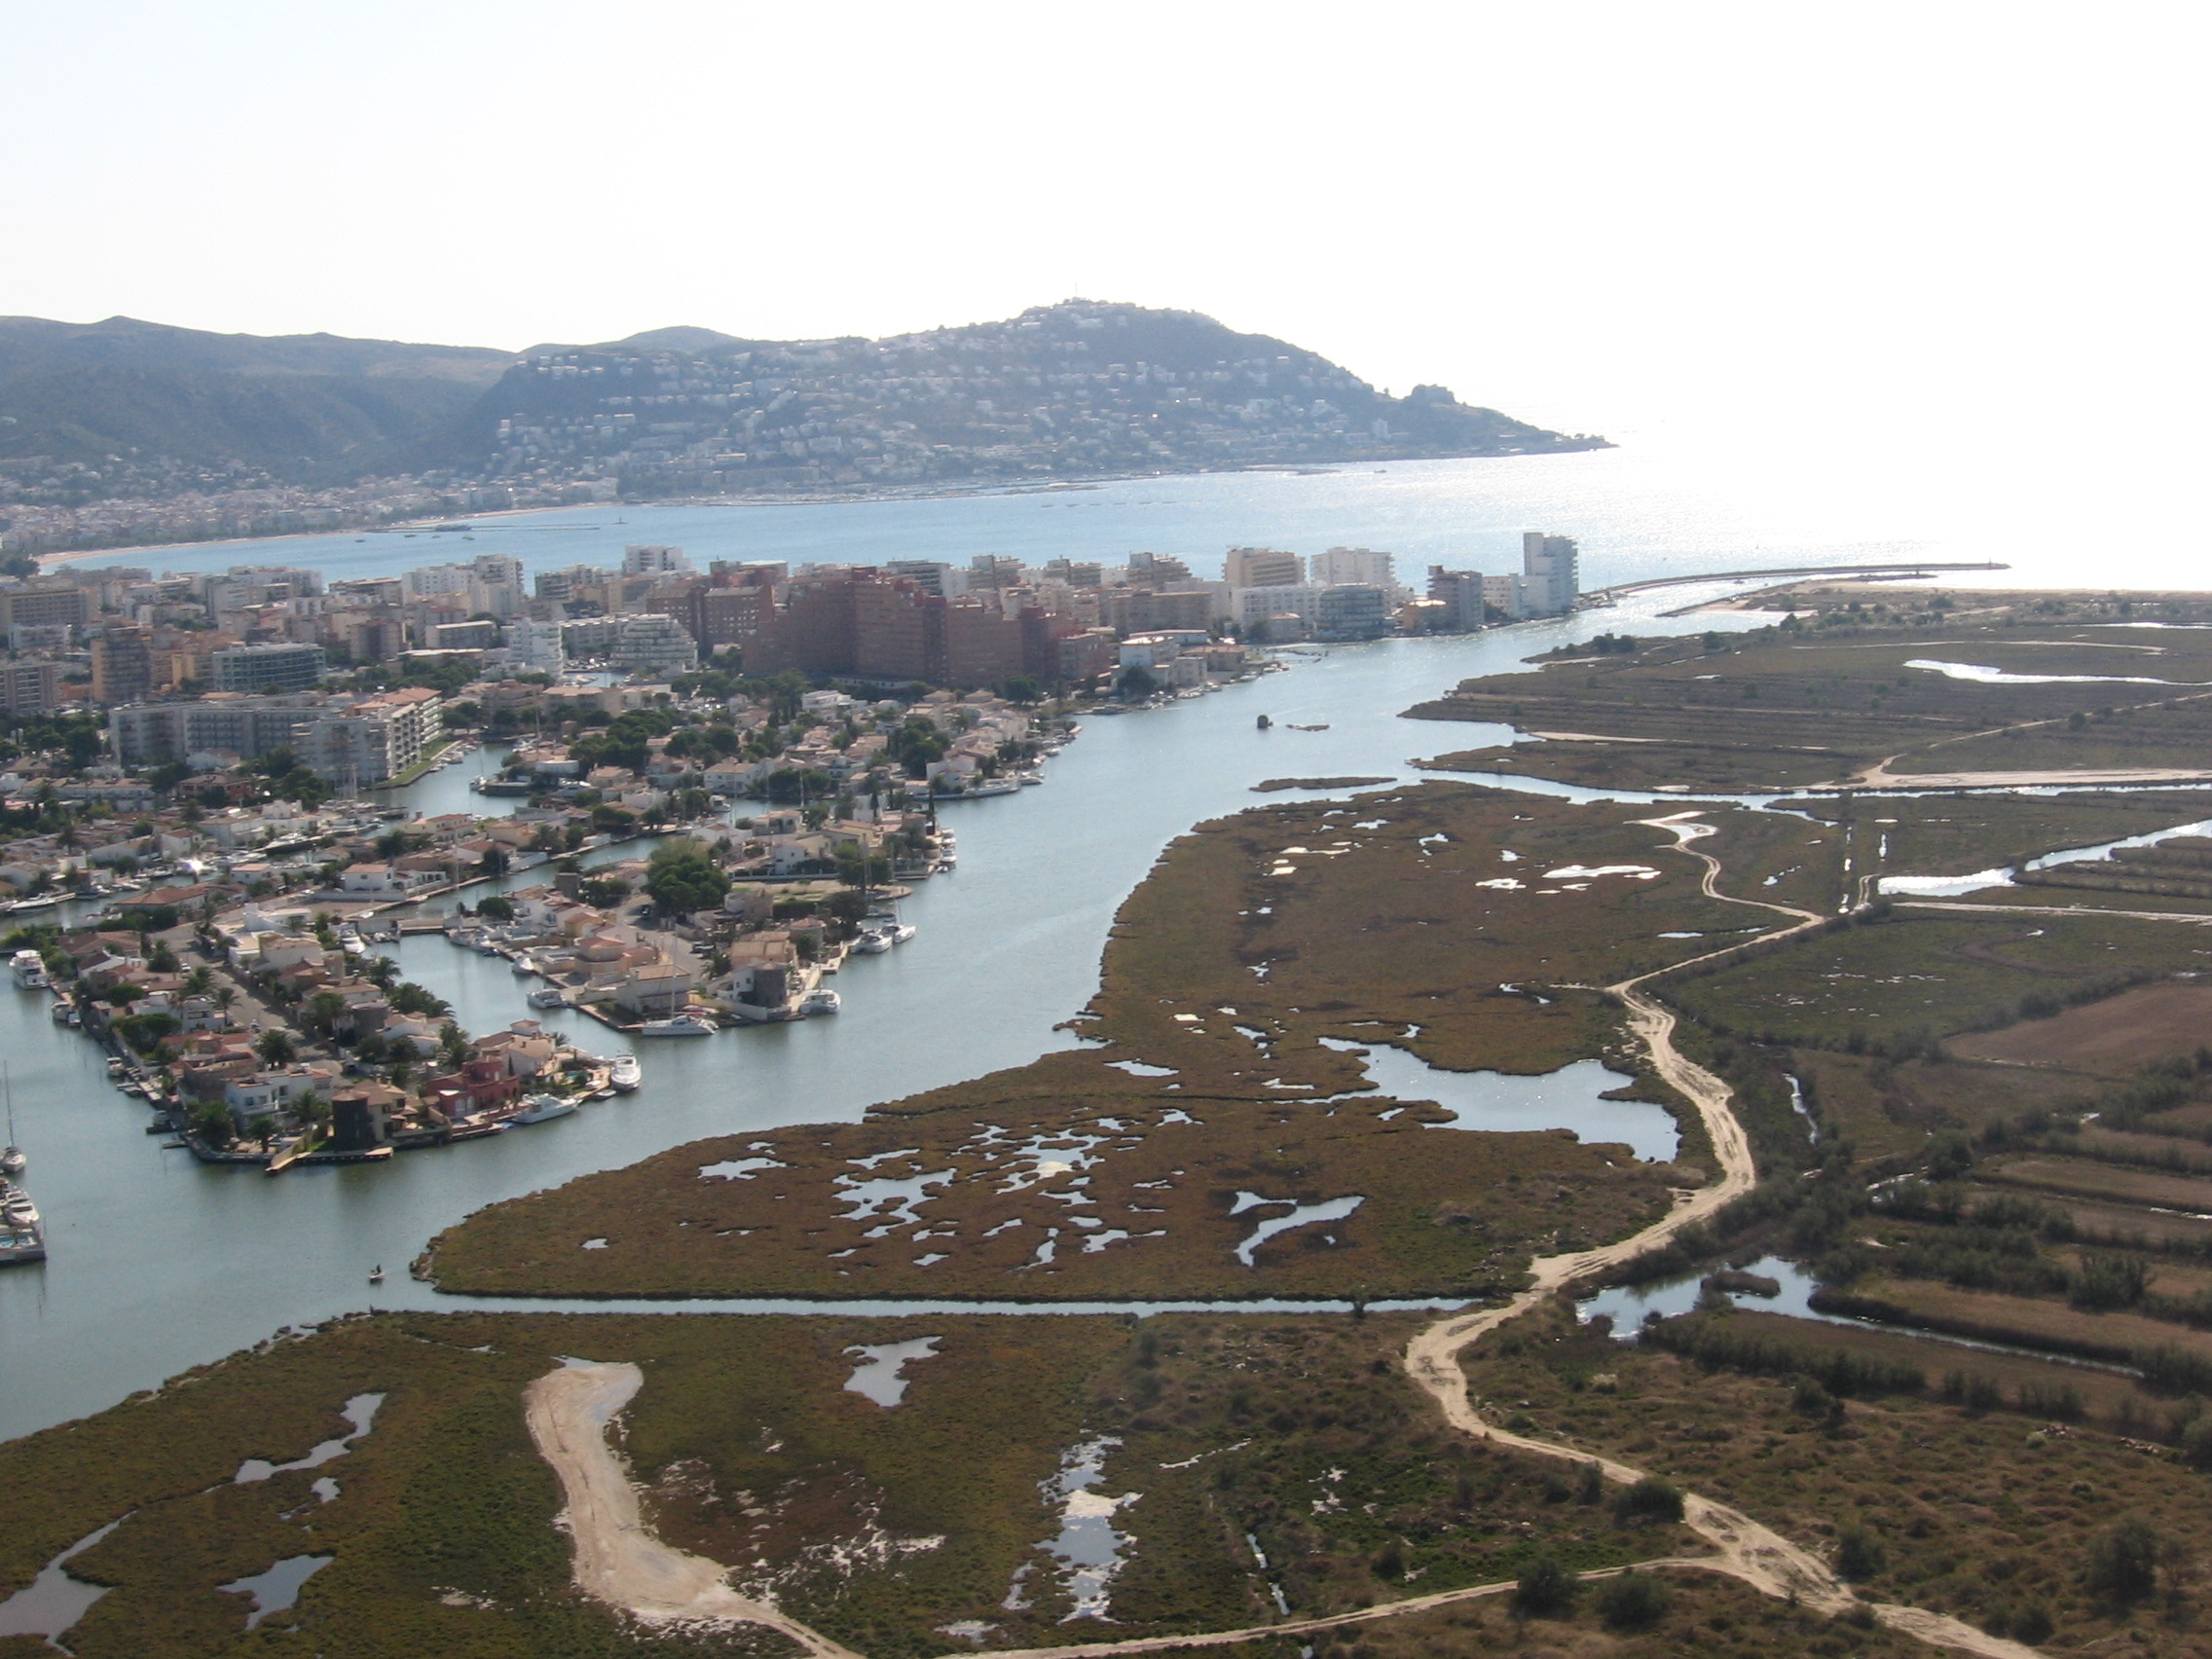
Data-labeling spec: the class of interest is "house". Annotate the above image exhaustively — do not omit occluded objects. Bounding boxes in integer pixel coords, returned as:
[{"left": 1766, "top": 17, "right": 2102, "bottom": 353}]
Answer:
[{"left": 613, "top": 963, "right": 694, "bottom": 1019}]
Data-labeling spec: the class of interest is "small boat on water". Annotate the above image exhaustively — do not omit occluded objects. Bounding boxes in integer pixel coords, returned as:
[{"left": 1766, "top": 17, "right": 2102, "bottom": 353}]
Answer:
[
  {"left": 510, "top": 953, "right": 536, "bottom": 977},
  {"left": 11, "top": 949, "right": 47, "bottom": 988},
  {"left": 367, "top": 1265, "right": 386, "bottom": 1284},
  {"left": 608, "top": 1054, "right": 643, "bottom": 1092},
  {"left": 510, "top": 1093, "right": 578, "bottom": 1124},
  {"left": 526, "top": 987, "right": 568, "bottom": 1010},
  {"left": 800, "top": 987, "right": 842, "bottom": 1016},
  {"left": 3, "top": 1067, "right": 23, "bottom": 1176},
  {"left": 850, "top": 930, "right": 892, "bottom": 955},
  {"left": 638, "top": 1014, "right": 715, "bottom": 1038}
]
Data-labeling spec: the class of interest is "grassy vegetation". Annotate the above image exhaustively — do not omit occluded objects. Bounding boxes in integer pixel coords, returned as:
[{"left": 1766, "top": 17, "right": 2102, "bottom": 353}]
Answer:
[
  {"left": 1662, "top": 906, "right": 2212, "bottom": 1053},
  {"left": 433, "top": 786, "right": 1768, "bottom": 1301},
  {"left": 0, "top": 1309, "right": 1768, "bottom": 1659},
  {"left": 1463, "top": 1298, "right": 2212, "bottom": 1654},
  {"left": 1408, "top": 587, "right": 2212, "bottom": 793}
]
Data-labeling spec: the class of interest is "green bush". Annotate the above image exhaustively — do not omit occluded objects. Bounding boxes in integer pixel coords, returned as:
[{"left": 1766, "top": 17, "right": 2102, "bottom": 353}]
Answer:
[
  {"left": 1613, "top": 1476, "right": 1684, "bottom": 1525},
  {"left": 1513, "top": 1553, "right": 1578, "bottom": 1616},
  {"left": 1595, "top": 1568, "right": 1671, "bottom": 1631}
]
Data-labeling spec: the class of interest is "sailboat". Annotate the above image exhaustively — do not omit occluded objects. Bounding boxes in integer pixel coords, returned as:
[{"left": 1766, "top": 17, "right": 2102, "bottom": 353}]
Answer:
[{"left": 1, "top": 1066, "right": 22, "bottom": 1178}]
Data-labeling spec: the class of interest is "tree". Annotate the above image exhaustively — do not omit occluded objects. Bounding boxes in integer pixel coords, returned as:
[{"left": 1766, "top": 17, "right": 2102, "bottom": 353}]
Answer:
[
  {"left": 256, "top": 1028, "right": 297, "bottom": 1066},
  {"left": 185, "top": 966, "right": 213, "bottom": 996},
  {"left": 580, "top": 876, "right": 631, "bottom": 910},
  {"left": 213, "top": 985, "right": 238, "bottom": 1014},
  {"left": 475, "top": 895, "right": 516, "bottom": 922},
  {"left": 437, "top": 1020, "right": 471, "bottom": 1070},
  {"left": 999, "top": 675, "right": 1042, "bottom": 705},
  {"left": 1115, "top": 664, "right": 1158, "bottom": 701},
  {"left": 645, "top": 838, "right": 730, "bottom": 916},
  {"left": 189, "top": 1099, "right": 236, "bottom": 1149}
]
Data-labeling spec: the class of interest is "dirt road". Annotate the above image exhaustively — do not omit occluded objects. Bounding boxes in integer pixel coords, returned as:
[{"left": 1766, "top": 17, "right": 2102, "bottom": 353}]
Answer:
[{"left": 524, "top": 1360, "right": 861, "bottom": 1658}]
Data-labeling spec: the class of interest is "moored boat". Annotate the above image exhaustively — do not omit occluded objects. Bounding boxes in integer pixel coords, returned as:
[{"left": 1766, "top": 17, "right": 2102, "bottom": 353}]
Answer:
[
  {"left": 509, "top": 1092, "right": 578, "bottom": 1124},
  {"left": 526, "top": 987, "right": 568, "bottom": 1010},
  {"left": 608, "top": 1054, "right": 643, "bottom": 1091},
  {"left": 800, "top": 987, "right": 842, "bottom": 1016},
  {"left": 637, "top": 1014, "right": 715, "bottom": 1038},
  {"left": 10, "top": 949, "right": 48, "bottom": 989}
]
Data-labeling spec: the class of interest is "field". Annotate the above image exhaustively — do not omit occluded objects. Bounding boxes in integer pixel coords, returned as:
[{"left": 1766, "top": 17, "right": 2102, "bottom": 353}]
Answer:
[
  {"left": 1950, "top": 981, "right": 2212, "bottom": 1073},
  {"left": 1460, "top": 1300, "right": 2212, "bottom": 1656},
  {"left": 430, "top": 786, "right": 1777, "bottom": 1301},
  {"left": 1662, "top": 906, "right": 2212, "bottom": 1052}
]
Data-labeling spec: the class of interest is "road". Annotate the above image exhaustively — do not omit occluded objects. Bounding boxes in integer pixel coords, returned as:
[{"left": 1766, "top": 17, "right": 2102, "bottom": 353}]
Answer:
[{"left": 521, "top": 813, "right": 2040, "bottom": 1659}]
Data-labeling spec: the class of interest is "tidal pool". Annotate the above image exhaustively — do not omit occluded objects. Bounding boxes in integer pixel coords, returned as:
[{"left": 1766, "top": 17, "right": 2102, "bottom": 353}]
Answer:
[{"left": 1319, "top": 1037, "right": 1679, "bottom": 1161}]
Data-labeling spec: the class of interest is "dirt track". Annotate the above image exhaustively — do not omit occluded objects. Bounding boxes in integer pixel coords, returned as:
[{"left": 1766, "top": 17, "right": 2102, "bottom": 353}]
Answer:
[
  {"left": 524, "top": 1360, "right": 862, "bottom": 1657},
  {"left": 522, "top": 814, "right": 2039, "bottom": 1659}
]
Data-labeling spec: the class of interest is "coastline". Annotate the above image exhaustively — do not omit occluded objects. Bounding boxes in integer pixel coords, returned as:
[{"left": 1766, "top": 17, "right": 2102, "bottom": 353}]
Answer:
[{"left": 27, "top": 443, "right": 1612, "bottom": 571}]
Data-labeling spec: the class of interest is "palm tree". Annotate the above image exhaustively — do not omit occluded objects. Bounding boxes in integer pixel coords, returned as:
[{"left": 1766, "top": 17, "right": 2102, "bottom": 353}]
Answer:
[
  {"left": 213, "top": 985, "right": 238, "bottom": 1014},
  {"left": 186, "top": 967, "right": 213, "bottom": 996},
  {"left": 256, "top": 1027, "right": 296, "bottom": 1067}
]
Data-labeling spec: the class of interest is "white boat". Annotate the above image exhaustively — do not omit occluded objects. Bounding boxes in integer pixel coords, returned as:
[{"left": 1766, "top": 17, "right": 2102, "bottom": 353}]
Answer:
[
  {"left": 850, "top": 931, "right": 892, "bottom": 955},
  {"left": 10, "top": 950, "right": 47, "bottom": 989},
  {"left": 526, "top": 987, "right": 568, "bottom": 1010},
  {"left": 637, "top": 1014, "right": 715, "bottom": 1038},
  {"left": 510, "top": 953, "right": 536, "bottom": 977},
  {"left": 0, "top": 1148, "right": 22, "bottom": 1179},
  {"left": 885, "top": 922, "right": 916, "bottom": 945},
  {"left": 608, "top": 1054, "right": 643, "bottom": 1092},
  {"left": 800, "top": 987, "right": 842, "bottom": 1016},
  {"left": 509, "top": 1092, "right": 578, "bottom": 1124}
]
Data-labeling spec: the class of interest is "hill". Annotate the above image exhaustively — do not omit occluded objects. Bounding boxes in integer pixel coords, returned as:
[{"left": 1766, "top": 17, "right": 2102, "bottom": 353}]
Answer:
[
  {"left": 450, "top": 299, "right": 1605, "bottom": 492},
  {"left": 0, "top": 302, "right": 1605, "bottom": 551},
  {"left": 0, "top": 315, "right": 511, "bottom": 492}
]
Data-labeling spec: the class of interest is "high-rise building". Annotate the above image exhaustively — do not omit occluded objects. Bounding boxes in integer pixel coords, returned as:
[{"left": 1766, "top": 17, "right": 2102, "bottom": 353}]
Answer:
[
  {"left": 1224, "top": 547, "right": 1304, "bottom": 588},
  {"left": 1483, "top": 573, "right": 1530, "bottom": 620},
  {"left": 622, "top": 543, "right": 693, "bottom": 576},
  {"left": 210, "top": 643, "right": 328, "bottom": 693},
  {"left": 1522, "top": 532, "right": 1579, "bottom": 614},
  {"left": 1426, "top": 568, "right": 1487, "bottom": 632},
  {"left": 0, "top": 660, "right": 59, "bottom": 716},
  {"left": 90, "top": 627, "right": 156, "bottom": 706},
  {"left": 0, "top": 581, "right": 92, "bottom": 638},
  {"left": 1309, "top": 546, "right": 1397, "bottom": 590},
  {"left": 609, "top": 613, "right": 698, "bottom": 676},
  {"left": 1127, "top": 552, "right": 1195, "bottom": 585},
  {"left": 1314, "top": 585, "right": 1392, "bottom": 641},
  {"left": 504, "top": 615, "right": 567, "bottom": 674}
]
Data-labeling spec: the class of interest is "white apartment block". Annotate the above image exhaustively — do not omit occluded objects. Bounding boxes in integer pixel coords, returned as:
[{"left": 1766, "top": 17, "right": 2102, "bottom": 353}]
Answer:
[
  {"left": 1234, "top": 583, "right": 1322, "bottom": 625},
  {"left": 1309, "top": 545, "right": 1398, "bottom": 590},
  {"left": 622, "top": 543, "right": 693, "bottom": 576}
]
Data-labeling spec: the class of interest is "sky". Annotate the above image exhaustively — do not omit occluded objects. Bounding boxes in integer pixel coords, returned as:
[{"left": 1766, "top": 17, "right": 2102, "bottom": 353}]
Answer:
[{"left": 5, "top": 2, "right": 2208, "bottom": 561}]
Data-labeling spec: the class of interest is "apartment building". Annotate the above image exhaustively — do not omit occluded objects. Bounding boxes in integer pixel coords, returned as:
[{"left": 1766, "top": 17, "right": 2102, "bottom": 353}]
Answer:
[
  {"left": 1224, "top": 547, "right": 1305, "bottom": 588},
  {"left": 210, "top": 643, "right": 327, "bottom": 693}
]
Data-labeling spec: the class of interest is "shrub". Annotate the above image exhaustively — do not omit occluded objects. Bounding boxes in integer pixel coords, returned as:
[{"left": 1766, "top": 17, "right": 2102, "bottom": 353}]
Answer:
[
  {"left": 2083, "top": 1515, "right": 2160, "bottom": 1604},
  {"left": 1595, "top": 1569, "right": 1671, "bottom": 1632},
  {"left": 1836, "top": 1523, "right": 1886, "bottom": 1581},
  {"left": 1513, "top": 1554, "right": 1578, "bottom": 1616},
  {"left": 1614, "top": 1476, "right": 1685, "bottom": 1525}
]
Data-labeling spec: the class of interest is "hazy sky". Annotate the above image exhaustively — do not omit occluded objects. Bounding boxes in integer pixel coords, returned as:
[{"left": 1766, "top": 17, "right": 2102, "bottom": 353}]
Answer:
[{"left": 6, "top": 1, "right": 2206, "bottom": 546}]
